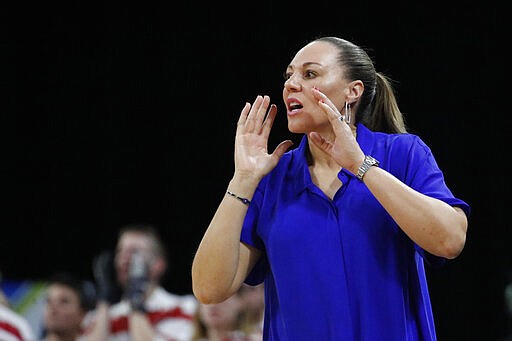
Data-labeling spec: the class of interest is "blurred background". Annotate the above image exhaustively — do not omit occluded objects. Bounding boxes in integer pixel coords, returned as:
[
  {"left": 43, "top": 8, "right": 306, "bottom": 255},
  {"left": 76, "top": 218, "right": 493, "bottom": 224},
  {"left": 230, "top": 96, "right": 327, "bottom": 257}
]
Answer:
[{"left": 3, "top": 1, "right": 509, "bottom": 340}]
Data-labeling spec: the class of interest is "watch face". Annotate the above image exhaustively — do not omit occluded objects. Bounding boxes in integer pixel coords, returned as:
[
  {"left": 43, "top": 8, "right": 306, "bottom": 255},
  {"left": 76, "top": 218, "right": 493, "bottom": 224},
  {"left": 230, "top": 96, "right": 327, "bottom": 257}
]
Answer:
[{"left": 366, "top": 155, "right": 378, "bottom": 166}]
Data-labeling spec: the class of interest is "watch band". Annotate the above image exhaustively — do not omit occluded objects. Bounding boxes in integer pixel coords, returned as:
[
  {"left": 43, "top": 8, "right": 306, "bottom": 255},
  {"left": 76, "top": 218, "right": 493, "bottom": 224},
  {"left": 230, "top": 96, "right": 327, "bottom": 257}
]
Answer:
[{"left": 356, "top": 155, "right": 380, "bottom": 181}]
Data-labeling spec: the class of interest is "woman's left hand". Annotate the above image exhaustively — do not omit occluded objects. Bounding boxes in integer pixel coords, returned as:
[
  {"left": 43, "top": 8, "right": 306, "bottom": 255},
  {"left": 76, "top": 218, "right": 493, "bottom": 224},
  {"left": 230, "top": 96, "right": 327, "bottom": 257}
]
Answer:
[{"left": 309, "top": 87, "right": 365, "bottom": 175}]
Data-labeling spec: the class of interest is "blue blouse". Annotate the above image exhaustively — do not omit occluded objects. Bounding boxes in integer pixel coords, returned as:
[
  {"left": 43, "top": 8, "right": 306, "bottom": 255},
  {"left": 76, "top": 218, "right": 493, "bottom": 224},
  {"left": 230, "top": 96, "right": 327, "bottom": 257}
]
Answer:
[{"left": 240, "top": 123, "right": 470, "bottom": 341}]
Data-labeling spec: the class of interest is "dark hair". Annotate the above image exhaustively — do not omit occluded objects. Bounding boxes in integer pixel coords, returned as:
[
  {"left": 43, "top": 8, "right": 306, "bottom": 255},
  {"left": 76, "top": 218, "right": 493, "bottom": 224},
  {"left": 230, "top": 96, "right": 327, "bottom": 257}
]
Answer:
[
  {"left": 314, "top": 37, "right": 407, "bottom": 134},
  {"left": 47, "top": 272, "right": 96, "bottom": 311}
]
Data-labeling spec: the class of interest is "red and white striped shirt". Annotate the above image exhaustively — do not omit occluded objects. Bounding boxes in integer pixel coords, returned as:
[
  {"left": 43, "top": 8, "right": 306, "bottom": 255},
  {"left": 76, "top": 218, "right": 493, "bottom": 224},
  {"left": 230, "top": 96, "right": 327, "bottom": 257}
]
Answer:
[
  {"left": 81, "top": 287, "right": 197, "bottom": 341},
  {"left": 0, "top": 305, "right": 35, "bottom": 341}
]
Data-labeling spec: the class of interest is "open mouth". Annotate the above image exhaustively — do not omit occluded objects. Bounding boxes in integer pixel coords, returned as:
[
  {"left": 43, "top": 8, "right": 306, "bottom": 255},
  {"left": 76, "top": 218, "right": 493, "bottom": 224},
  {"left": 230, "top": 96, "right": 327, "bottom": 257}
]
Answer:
[
  {"left": 289, "top": 103, "right": 303, "bottom": 112},
  {"left": 287, "top": 99, "right": 303, "bottom": 113}
]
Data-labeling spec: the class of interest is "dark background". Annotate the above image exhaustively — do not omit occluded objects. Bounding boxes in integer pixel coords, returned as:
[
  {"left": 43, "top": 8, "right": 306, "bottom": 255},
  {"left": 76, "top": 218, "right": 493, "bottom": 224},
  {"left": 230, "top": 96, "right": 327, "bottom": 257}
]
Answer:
[{"left": 3, "top": 2, "right": 509, "bottom": 340}]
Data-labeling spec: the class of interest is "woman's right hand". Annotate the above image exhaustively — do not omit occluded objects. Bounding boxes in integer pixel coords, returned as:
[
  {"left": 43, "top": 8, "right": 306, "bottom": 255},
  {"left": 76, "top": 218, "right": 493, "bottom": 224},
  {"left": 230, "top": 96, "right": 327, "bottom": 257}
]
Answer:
[
  {"left": 192, "top": 95, "right": 289, "bottom": 303},
  {"left": 233, "top": 95, "right": 293, "bottom": 185}
]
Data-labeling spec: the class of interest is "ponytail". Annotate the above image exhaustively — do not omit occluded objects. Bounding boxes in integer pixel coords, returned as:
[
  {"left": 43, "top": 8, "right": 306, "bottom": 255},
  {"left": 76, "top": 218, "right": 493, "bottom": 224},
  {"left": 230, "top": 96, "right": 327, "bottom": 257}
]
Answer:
[{"left": 365, "top": 72, "right": 407, "bottom": 134}]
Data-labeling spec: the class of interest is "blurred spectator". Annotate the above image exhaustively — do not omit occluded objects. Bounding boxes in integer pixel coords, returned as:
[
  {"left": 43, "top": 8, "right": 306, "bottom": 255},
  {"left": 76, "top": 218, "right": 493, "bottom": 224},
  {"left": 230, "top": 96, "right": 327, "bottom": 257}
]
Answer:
[
  {"left": 238, "top": 284, "right": 264, "bottom": 340},
  {"left": 0, "top": 271, "right": 36, "bottom": 341},
  {"left": 81, "top": 223, "right": 197, "bottom": 341},
  {"left": 40, "top": 272, "right": 95, "bottom": 341},
  {"left": 191, "top": 288, "right": 259, "bottom": 341}
]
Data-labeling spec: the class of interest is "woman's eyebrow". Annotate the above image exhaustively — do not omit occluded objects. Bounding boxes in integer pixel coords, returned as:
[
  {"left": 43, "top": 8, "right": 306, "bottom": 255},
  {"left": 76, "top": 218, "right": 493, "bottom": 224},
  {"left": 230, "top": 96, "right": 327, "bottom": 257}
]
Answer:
[{"left": 286, "top": 61, "right": 323, "bottom": 70}]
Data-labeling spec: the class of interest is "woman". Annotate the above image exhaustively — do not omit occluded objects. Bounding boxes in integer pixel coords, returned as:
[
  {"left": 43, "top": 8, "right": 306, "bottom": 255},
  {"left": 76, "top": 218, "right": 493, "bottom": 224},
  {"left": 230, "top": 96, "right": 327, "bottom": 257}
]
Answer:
[
  {"left": 238, "top": 284, "right": 264, "bottom": 339},
  {"left": 191, "top": 36, "right": 470, "bottom": 340},
  {"left": 191, "top": 289, "right": 256, "bottom": 341}
]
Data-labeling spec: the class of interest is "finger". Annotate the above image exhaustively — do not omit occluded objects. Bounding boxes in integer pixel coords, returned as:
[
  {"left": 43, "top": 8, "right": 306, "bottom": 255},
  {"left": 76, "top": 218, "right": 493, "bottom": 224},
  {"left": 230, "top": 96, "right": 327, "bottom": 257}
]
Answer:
[
  {"left": 308, "top": 131, "right": 333, "bottom": 156},
  {"left": 318, "top": 101, "right": 344, "bottom": 123},
  {"left": 270, "top": 140, "right": 294, "bottom": 162},
  {"left": 254, "top": 95, "right": 271, "bottom": 129},
  {"left": 312, "top": 88, "right": 345, "bottom": 124},
  {"left": 317, "top": 101, "right": 347, "bottom": 138},
  {"left": 311, "top": 87, "right": 335, "bottom": 107},
  {"left": 237, "top": 102, "right": 251, "bottom": 126},
  {"left": 261, "top": 103, "right": 277, "bottom": 137},
  {"left": 245, "top": 95, "right": 264, "bottom": 130}
]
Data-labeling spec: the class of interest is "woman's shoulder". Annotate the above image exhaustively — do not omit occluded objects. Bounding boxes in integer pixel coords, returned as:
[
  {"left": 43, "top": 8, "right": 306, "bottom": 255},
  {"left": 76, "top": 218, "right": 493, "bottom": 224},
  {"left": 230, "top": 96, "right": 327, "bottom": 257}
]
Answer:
[{"left": 366, "top": 127, "right": 430, "bottom": 155}]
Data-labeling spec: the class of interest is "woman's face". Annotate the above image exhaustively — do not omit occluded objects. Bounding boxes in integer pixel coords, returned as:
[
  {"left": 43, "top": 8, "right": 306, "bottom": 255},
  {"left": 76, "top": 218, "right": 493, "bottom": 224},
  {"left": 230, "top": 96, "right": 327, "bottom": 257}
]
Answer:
[
  {"left": 198, "top": 294, "right": 243, "bottom": 331},
  {"left": 283, "top": 41, "right": 349, "bottom": 134},
  {"left": 239, "top": 284, "right": 264, "bottom": 312},
  {"left": 44, "top": 284, "right": 84, "bottom": 335}
]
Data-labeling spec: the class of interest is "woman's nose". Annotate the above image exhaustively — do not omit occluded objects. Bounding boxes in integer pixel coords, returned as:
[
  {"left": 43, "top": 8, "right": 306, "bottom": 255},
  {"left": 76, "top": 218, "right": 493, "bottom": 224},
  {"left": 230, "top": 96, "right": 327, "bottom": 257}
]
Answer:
[{"left": 284, "top": 75, "right": 301, "bottom": 91}]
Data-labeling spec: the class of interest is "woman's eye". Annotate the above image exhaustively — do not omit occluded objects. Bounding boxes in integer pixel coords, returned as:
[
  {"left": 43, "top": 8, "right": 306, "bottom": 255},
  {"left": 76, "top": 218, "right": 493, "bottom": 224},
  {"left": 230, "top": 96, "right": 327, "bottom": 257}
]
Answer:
[
  {"left": 283, "top": 72, "right": 292, "bottom": 80},
  {"left": 304, "top": 70, "right": 316, "bottom": 79}
]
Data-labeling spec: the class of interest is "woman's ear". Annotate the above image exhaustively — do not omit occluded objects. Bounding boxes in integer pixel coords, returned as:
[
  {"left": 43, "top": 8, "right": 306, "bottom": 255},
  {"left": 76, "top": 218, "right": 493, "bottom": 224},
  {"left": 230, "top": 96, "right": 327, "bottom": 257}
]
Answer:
[{"left": 346, "top": 80, "right": 364, "bottom": 104}]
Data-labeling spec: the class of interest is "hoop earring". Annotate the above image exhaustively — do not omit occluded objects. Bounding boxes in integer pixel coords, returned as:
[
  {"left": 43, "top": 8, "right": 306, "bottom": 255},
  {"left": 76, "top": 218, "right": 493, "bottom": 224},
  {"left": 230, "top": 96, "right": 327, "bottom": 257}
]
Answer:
[{"left": 344, "top": 102, "right": 352, "bottom": 124}]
